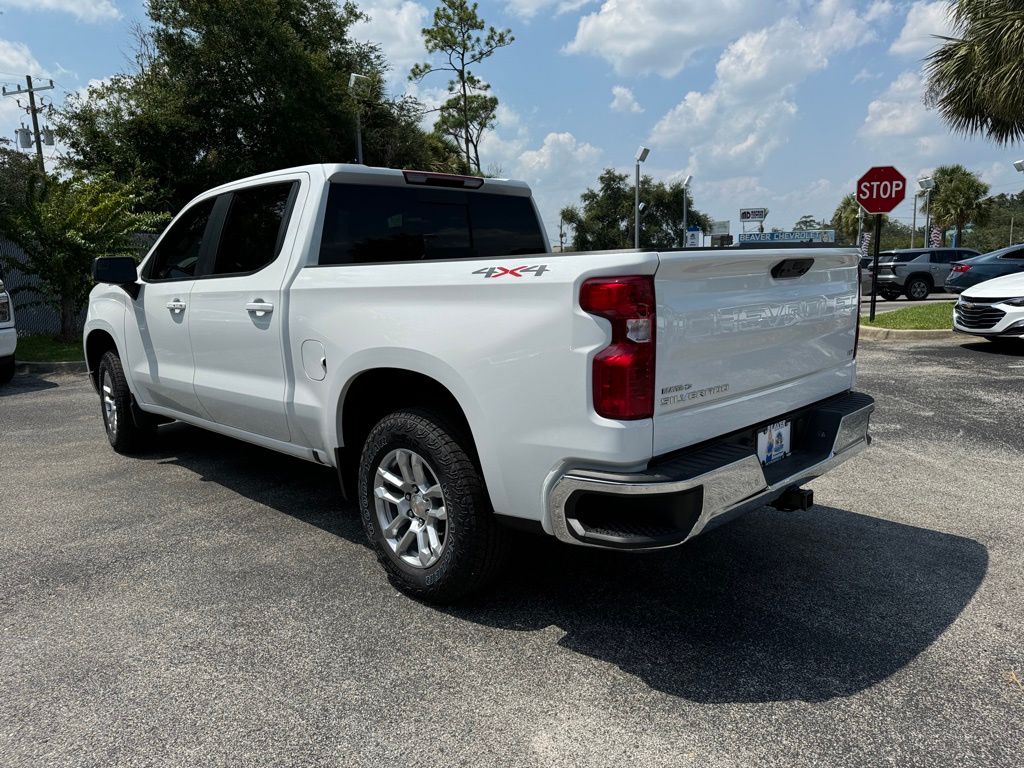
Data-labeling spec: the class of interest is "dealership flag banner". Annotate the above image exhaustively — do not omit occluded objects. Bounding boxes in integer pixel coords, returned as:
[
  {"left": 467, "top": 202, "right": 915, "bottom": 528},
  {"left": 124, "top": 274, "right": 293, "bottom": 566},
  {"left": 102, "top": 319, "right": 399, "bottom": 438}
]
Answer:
[{"left": 930, "top": 226, "right": 942, "bottom": 247}]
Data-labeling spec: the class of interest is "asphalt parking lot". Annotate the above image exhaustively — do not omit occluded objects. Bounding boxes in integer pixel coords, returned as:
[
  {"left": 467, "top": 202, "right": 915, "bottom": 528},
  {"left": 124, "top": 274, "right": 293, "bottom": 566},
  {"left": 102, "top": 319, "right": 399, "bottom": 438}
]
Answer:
[{"left": 2, "top": 338, "right": 1022, "bottom": 767}]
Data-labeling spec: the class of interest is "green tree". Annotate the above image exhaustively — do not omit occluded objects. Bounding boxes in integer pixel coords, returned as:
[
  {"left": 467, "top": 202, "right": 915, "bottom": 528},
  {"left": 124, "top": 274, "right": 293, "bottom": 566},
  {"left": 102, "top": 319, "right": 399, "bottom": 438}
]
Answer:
[
  {"left": 560, "top": 169, "right": 711, "bottom": 251},
  {"left": 58, "top": 0, "right": 461, "bottom": 213},
  {"left": 831, "top": 194, "right": 863, "bottom": 244},
  {"left": 410, "top": 0, "right": 513, "bottom": 174},
  {"left": 793, "top": 214, "right": 825, "bottom": 231},
  {"left": 925, "top": 0, "right": 1024, "bottom": 145},
  {"left": 929, "top": 164, "right": 991, "bottom": 246},
  {"left": 0, "top": 139, "right": 40, "bottom": 233},
  {"left": 1, "top": 174, "right": 167, "bottom": 340}
]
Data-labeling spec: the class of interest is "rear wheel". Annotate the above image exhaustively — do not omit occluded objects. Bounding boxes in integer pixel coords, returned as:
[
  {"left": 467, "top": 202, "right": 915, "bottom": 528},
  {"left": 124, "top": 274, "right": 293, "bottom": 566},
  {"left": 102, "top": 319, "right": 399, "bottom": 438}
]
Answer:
[
  {"left": 97, "top": 350, "right": 154, "bottom": 454},
  {"left": 904, "top": 276, "right": 931, "bottom": 301},
  {"left": 0, "top": 357, "right": 13, "bottom": 385},
  {"left": 357, "top": 408, "right": 507, "bottom": 603}
]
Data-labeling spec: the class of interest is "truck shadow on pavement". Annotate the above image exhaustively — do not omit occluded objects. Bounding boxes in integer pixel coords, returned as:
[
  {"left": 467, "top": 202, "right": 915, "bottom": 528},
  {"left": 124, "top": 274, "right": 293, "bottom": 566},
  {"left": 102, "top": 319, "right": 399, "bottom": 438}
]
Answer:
[{"left": 150, "top": 423, "right": 988, "bottom": 706}]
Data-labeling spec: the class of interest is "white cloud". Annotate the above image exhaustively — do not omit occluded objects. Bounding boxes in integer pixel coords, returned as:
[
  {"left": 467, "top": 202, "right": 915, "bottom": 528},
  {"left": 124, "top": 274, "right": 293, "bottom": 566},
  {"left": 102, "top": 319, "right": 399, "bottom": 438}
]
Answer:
[
  {"left": 505, "top": 0, "right": 595, "bottom": 18},
  {"left": 865, "top": 0, "right": 895, "bottom": 21},
  {"left": 858, "top": 69, "right": 951, "bottom": 159},
  {"left": 649, "top": 0, "right": 875, "bottom": 174},
  {"left": 1, "top": 0, "right": 120, "bottom": 22},
  {"left": 609, "top": 85, "right": 642, "bottom": 113},
  {"left": 890, "top": 1, "right": 954, "bottom": 56},
  {"left": 565, "top": 0, "right": 783, "bottom": 78},
  {"left": 351, "top": 0, "right": 429, "bottom": 80},
  {"left": 860, "top": 70, "right": 930, "bottom": 138},
  {"left": 852, "top": 68, "right": 881, "bottom": 84}
]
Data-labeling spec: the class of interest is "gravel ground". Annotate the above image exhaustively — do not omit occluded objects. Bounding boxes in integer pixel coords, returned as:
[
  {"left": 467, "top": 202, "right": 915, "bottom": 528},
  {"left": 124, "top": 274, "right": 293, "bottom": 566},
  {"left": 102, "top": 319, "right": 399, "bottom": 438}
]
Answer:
[{"left": 1, "top": 337, "right": 1022, "bottom": 767}]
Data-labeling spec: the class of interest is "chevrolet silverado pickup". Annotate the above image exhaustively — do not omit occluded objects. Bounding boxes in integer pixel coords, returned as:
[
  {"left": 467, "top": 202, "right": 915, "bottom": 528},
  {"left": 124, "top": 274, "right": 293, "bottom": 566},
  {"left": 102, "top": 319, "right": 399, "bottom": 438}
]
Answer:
[{"left": 84, "top": 163, "right": 874, "bottom": 601}]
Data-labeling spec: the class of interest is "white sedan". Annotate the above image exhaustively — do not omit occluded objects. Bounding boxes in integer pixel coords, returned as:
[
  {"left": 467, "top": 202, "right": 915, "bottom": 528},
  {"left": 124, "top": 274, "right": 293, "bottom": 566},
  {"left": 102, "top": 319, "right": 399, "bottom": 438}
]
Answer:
[{"left": 953, "top": 271, "right": 1024, "bottom": 343}]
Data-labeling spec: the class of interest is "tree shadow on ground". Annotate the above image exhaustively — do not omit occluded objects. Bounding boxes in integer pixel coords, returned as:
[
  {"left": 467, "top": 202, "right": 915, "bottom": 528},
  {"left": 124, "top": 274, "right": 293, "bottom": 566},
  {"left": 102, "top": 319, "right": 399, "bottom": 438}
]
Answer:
[{"left": 144, "top": 422, "right": 988, "bottom": 705}]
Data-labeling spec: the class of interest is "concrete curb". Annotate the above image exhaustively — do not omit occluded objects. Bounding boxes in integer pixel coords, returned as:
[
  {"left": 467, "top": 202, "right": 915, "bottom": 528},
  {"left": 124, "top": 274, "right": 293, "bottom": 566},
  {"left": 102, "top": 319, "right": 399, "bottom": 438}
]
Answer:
[
  {"left": 15, "top": 360, "right": 88, "bottom": 374},
  {"left": 860, "top": 326, "right": 955, "bottom": 341}
]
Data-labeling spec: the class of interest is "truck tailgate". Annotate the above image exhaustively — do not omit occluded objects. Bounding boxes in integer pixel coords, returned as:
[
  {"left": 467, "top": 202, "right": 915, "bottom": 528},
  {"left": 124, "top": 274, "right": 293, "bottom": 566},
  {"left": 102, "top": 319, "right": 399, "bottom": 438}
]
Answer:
[{"left": 653, "top": 247, "right": 859, "bottom": 456}]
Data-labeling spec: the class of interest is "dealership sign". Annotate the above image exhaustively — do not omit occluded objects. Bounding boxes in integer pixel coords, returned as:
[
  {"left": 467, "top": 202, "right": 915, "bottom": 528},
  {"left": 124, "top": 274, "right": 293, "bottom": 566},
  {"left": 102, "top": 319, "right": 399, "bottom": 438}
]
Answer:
[
  {"left": 740, "top": 208, "right": 769, "bottom": 222},
  {"left": 737, "top": 230, "right": 836, "bottom": 243}
]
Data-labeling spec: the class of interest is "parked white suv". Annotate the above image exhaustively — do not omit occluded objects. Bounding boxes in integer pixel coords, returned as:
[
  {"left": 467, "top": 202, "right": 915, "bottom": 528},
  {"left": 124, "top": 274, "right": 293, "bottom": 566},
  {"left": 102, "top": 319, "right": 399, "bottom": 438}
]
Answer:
[
  {"left": 953, "top": 272, "right": 1024, "bottom": 343},
  {"left": 0, "top": 275, "right": 16, "bottom": 384},
  {"left": 84, "top": 164, "right": 874, "bottom": 601}
]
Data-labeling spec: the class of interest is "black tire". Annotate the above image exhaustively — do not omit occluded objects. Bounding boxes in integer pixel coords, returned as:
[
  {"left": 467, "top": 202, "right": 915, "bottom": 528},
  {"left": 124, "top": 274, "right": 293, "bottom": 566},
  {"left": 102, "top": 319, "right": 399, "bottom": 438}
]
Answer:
[
  {"left": 0, "top": 357, "right": 13, "bottom": 385},
  {"left": 97, "top": 350, "right": 155, "bottom": 454},
  {"left": 904, "top": 276, "right": 931, "bottom": 301},
  {"left": 357, "top": 408, "right": 507, "bottom": 603},
  {"left": 880, "top": 287, "right": 902, "bottom": 301}
]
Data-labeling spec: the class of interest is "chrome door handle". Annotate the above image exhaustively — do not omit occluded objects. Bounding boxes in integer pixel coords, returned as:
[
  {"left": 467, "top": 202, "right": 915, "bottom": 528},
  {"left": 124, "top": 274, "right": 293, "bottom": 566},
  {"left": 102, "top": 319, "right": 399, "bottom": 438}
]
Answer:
[
  {"left": 246, "top": 300, "right": 274, "bottom": 317},
  {"left": 166, "top": 300, "right": 186, "bottom": 313}
]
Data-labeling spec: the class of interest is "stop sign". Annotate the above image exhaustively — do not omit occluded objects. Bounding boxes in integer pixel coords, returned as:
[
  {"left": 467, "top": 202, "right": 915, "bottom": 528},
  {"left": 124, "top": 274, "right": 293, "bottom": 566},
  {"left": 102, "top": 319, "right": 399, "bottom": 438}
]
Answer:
[{"left": 856, "top": 166, "right": 907, "bottom": 214}]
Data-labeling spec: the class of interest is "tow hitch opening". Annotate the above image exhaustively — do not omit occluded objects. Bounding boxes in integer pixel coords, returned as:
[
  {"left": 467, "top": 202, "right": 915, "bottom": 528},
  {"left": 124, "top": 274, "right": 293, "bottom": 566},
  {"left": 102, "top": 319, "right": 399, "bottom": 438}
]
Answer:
[{"left": 772, "top": 487, "right": 814, "bottom": 511}]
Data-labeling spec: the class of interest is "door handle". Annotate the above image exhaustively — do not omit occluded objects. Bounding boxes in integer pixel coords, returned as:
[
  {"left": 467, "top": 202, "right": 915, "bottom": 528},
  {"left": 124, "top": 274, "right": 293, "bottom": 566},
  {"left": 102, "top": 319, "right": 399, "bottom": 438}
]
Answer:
[
  {"left": 166, "top": 300, "right": 186, "bottom": 313},
  {"left": 246, "top": 300, "right": 274, "bottom": 317}
]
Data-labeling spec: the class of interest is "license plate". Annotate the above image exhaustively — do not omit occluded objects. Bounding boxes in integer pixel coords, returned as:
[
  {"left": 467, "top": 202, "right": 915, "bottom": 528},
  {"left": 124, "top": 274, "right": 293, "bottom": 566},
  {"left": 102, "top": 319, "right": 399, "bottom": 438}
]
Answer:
[{"left": 757, "top": 420, "right": 791, "bottom": 466}]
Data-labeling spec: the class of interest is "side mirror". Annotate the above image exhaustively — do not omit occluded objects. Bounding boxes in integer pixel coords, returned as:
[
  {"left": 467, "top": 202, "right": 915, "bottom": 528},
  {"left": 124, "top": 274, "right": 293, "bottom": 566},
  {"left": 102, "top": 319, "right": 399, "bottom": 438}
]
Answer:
[
  {"left": 93, "top": 256, "right": 139, "bottom": 285},
  {"left": 93, "top": 257, "right": 140, "bottom": 299}
]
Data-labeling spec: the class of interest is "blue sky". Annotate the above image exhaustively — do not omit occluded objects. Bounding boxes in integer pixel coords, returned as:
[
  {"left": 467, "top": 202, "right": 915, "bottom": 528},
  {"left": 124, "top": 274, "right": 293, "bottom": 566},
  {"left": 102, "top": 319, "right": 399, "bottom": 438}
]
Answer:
[{"left": 2, "top": 0, "right": 1022, "bottom": 242}]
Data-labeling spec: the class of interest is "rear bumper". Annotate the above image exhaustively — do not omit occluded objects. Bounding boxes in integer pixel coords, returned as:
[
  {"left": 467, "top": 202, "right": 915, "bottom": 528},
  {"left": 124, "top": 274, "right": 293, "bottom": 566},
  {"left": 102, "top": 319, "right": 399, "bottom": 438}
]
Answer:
[{"left": 548, "top": 391, "right": 874, "bottom": 550}]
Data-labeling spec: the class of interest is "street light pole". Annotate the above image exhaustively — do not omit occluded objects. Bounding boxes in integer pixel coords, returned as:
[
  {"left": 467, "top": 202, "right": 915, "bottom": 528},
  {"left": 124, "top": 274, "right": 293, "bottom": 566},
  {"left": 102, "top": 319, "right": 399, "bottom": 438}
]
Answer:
[
  {"left": 634, "top": 146, "right": 649, "bottom": 249},
  {"left": 681, "top": 174, "right": 693, "bottom": 244},
  {"left": 348, "top": 73, "right": 370, "bottom": 164},
  {"left": 910, "top": 193, "right": 918, "bottom": 248},
  {"left": 918, "top": 176, "right": 935, "bottom": 247}
]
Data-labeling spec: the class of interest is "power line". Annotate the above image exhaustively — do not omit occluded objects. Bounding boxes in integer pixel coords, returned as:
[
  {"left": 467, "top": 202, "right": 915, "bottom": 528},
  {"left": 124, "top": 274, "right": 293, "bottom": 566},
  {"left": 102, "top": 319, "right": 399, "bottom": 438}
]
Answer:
[{"left": 2, "top": 75, "right": 55, "bottom": 172}]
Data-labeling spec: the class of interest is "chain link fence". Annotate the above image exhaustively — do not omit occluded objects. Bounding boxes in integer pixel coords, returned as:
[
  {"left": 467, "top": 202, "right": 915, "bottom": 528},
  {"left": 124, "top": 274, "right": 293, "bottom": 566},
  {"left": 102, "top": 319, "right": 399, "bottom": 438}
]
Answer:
[
  {"left": 0, "top": 235, "right": 157, "bottom": 337},
  {"left": 0, "top": 237, "right": 70, "bottom": 336}
]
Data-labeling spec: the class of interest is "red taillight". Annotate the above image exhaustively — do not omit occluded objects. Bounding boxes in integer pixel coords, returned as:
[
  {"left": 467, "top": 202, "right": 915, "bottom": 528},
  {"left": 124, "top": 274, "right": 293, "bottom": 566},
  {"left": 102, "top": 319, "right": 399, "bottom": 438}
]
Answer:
[
  {"left": 951, "top": 264, "right": 971, "bottom": 273},
  {"left": 580, "top": 276, "right": 655, "bottom": 420}
]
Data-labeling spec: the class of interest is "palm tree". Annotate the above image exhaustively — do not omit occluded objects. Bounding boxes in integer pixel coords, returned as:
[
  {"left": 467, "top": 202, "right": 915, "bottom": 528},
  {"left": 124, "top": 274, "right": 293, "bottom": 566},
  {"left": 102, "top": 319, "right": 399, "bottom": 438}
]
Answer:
[
  {"left": 831, "top": 194, "right": 863, "bottom": 245},
  {"left": 928, "top": 164, "right": 991, "bottom": 246},
  {"left": 925, "top": 0, "right": 1024, "bottom": 145}
]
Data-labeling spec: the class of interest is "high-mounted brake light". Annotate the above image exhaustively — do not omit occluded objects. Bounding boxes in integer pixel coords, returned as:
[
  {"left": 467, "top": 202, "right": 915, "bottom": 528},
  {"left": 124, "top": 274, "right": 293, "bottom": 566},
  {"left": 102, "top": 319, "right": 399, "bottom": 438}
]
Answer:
[
  {"left": 580, "top": 276, "right": 655, "bottom": 420},
  {"left": 402, "top": 170, "right": 484, "bottom": 189}
]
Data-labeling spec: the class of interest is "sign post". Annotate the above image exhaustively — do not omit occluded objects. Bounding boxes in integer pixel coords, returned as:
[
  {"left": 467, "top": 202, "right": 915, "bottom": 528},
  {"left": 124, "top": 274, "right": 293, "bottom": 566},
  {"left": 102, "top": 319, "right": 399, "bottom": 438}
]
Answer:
[{"left": 856, "top": 166, "right": 906, "bottom": 321}]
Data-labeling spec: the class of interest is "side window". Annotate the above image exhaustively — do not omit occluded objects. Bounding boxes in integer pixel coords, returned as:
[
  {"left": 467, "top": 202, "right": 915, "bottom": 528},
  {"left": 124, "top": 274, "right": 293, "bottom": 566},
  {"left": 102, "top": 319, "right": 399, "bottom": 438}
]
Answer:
[
  {"left": 210, "top": 182, "right": 297, "bottom": 276},
  {"left": 1000, "top": 248, "right": 1024, "bottom": 260},
  {"left": 319, "top": 185, "right": 471, "bottom": 265},
  {"left": 146, "top": 198, "right": 216, "bottom": 281},
  {"left": 930, "top": 250, "right": 951, "bottom": 264}
]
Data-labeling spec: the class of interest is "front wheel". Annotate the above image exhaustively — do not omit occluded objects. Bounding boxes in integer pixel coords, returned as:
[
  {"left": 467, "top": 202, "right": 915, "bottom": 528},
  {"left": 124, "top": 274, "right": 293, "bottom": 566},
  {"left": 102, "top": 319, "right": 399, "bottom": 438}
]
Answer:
[
  {"left": 358, "top": 408, "right": 507, "bottom": 603},
  {"left": 97, "top": 350, "right": 154, "bottom": 454},
  {"left": 880, "top": 286, "right": 902, "bottom": 301},
  {"left": 904, "top": 277, "right": 931, "bottom": 301}
]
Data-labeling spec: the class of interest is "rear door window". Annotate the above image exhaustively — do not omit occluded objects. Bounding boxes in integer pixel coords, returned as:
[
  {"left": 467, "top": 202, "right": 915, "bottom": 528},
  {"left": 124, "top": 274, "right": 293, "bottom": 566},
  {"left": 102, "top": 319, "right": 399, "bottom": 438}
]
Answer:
[
  {"left": 318, "top": 183, "right": 546, "bottom": 265},
  {"left": 209, "top": 182, "right": 297, "bottom": 276},
  {"left": 145, "top": 199, "right": 216, "bottom": 281}
]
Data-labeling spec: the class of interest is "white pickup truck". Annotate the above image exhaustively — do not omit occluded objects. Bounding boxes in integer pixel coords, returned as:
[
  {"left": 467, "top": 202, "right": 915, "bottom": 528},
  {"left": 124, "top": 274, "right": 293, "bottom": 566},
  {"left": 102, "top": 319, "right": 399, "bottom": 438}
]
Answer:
[{"left": 85, "top": 163, "right": 873, "bottom": 601}]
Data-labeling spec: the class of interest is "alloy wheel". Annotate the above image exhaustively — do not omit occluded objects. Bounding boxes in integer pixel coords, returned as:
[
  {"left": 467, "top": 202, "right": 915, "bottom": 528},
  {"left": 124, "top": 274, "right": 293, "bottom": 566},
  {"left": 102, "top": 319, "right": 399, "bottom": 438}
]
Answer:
[{"left": 373, "top": 448, "right": 448, "bottom": 568}]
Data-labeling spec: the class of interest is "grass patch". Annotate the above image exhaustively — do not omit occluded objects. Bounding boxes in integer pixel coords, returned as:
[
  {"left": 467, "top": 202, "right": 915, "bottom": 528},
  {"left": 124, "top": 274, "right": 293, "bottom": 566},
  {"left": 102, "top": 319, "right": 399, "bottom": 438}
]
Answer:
[
  {"left": 16, "top": 335, "right": 84, "bottom": 362},
  {"left": 862, "top": 301, "right": 954, "bottom": 330}
]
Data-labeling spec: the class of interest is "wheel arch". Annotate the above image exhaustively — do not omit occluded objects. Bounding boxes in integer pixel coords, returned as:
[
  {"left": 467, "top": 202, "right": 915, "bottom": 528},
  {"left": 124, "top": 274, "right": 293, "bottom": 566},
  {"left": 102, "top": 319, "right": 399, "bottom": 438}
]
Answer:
[
  {"left": 334, "top": 367, "right": 481, "bottom": 501},
  {"left": 84, "top": 327, "right": 121, "bottom": 392}
]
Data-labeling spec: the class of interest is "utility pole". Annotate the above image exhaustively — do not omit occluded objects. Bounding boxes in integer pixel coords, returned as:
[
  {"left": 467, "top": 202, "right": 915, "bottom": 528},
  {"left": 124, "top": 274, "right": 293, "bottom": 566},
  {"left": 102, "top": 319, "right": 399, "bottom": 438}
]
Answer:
[{"left": 2, "top": 75, "right": 55, "bottom": 172}]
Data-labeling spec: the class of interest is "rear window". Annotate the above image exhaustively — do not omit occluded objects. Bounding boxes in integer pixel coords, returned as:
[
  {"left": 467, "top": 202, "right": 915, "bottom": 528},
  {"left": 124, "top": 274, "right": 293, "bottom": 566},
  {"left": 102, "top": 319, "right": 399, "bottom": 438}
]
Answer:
[{"left": 318, "top": 183, "right": 546, "bottom": 265}]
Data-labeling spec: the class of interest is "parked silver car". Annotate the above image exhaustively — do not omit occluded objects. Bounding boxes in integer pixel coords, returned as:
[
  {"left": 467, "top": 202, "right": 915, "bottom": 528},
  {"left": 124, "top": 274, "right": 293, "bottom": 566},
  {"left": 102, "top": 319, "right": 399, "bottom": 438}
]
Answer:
[{"left": 862, "top": 247, "right": 980, "bottom": 300}]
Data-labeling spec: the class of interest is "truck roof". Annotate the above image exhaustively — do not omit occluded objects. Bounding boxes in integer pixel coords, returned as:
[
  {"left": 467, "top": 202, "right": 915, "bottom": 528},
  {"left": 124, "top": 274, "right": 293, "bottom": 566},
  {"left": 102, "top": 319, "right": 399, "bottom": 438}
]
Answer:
[{"left": 201, "top": 163, "right": 533, "bottom": 198}]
